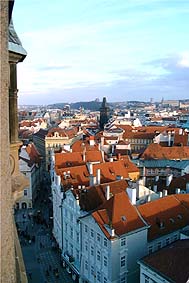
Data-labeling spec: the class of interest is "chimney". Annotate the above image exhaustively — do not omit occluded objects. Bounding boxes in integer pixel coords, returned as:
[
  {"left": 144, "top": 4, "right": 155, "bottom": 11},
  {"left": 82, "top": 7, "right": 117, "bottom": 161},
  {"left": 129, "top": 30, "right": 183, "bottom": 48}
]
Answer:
[
  {"left": 96, "top": 169, "right": 101, "bottom": 185},
  {"left": 89, "top": 175, "right": 94, "bottom": 186},
  {"left": 163, "top": 189, "right": 168, "bottom": 197},
  {"left": 56, "top": 175, "right": 61, "bottom": 186},
  {"left": 101, "top": 150, "right": 105, "bottom": 162},
  {"left": 159, "top": 191, "right": 163, "bottom": 198},
  {"left": 82, "top": 147, "right": 86, "bottom": 162},
  {"left": 110, "top": 228, "right": 115, "bottom": 237},
  {"left": 106, "top": 185, "right": 110, "bottom": 200},
  {"left": 101, "top": 136, "right": 104, "bottom": 146},
  {"left": 153, "top": 184, "right": 157, "bottom": 193},
  {"left": 147, "top": 194, "right": 151, "bottom": 202},
  {"left": 168, "top": 131, "right": 171, "bottom": 147},
  {"left": 176, "top": 188, "right": 180, "bottom": 194},
  {"left": 116, "top": 175, "right": 123, "bottom": 180},
  {"left": 98, "top": 143, "right": 101, "bottom": 151},
  {"left": 88, "top": 162, "right": 93, "bottom": 175},
  {"left": 117, "top": 153, "right": 121, "bottom": 160},
  {"left": 127, "top": 187, "right": 136, "bottom": 205},
  {"left": 109, "top": 157, "right": 114, "bottom": 162},
  {"left": 179, "top": 128, "right": 183, "bottom": 135},
  {"left": 89, "top": 136, "right": 95, "bottom": 146},
  {"left": 166, "top": 174, "right": 173, "bottom": 187},
  {"left": 76, "top": 194, "right": 79, "bottom": 206},
  {"left": 155, "top": 175, "right": 159, "bottom": 182},
  {"left": 186, "top": 183, "right": 189, "bottom": 193}
]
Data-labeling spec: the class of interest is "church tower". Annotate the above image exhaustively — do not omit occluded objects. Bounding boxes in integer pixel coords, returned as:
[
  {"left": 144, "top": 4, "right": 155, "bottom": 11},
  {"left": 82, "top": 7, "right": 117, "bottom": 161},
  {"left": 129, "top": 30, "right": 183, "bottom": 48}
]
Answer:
[{"left": 99, "top": 97, "right": 110, "bottom": 129}]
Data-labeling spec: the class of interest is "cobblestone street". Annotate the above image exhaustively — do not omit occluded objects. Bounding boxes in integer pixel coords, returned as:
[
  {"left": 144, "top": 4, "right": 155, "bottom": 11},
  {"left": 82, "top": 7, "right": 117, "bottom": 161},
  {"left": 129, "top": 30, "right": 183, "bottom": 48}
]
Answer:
[{"left": 15, "top": 183, "right": 74, "bottom": 283}]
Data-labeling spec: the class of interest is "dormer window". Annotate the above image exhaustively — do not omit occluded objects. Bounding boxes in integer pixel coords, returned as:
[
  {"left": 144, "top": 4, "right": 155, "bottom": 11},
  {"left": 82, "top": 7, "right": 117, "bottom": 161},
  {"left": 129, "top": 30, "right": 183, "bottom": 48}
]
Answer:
[
  {"left": 177, "top": 214, "right": 182, "bottom": 220},
  {"left": 121, "top": 215, "right": 126, "bottom": 222},
  {"left": 169, "top": 218, "right": 175, "bottom": 223},
  {"left": 55, "top": 132, "right": 59, "bottom": 137}
]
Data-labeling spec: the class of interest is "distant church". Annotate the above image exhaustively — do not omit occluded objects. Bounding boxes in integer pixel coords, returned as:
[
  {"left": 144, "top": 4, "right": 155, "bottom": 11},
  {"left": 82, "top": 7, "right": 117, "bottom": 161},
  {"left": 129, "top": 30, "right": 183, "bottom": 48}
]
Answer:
[{"left": 99, "top": 97, "right": 110, "bottom": 129}]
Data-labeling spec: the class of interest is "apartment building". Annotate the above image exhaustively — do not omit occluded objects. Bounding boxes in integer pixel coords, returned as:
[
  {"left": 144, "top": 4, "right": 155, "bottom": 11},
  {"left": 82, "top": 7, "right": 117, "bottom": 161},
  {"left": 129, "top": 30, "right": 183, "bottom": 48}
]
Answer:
[{"left": 17, "top": 143, "right": 42, "bottom": 209}]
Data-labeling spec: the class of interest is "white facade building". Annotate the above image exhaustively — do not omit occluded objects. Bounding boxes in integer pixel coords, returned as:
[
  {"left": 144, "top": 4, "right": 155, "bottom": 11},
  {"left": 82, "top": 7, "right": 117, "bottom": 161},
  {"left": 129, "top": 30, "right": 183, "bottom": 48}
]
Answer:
[{"left": 17, "top": 144, "right": 42, "bottom": 209}]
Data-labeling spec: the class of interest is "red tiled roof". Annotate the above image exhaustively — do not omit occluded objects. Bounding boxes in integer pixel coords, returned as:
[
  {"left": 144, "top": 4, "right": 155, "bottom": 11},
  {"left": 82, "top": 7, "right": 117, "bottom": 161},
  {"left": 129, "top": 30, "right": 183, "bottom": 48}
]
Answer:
[
  {"left": 56, "top": 160, "right": 135, "bottom": 189},
  {"left": 92, "top": 191, "right": 146, "bottom": 238},
  {"left": 25, "top": 143, "right": 41, "bottom": 164},
  {"left": 73, "top": 179, "right": 128, "bottom": 212},
  {"left": 141, "top": 143, "right": 189, "bottom": 160},
  {"left": 47, "top": 126, "right": 79, "bottom": 138},
  {"left": 140, "top": 240, "right": 189, "bottom": 283},
  {"left": 55, "top": 151, "right": 103, "bottom": 169},
  {"left": 168, "top": 174, "right": 189, "bottom": 194},
  {"left": 174, "top": 133, "right": 188, "bottom": 146},
  {"left": 71, "top": 139, "right": 99, "bottom": 152},
  {"left": 137, "top": 195, "right": 189, "bottom": 240}
]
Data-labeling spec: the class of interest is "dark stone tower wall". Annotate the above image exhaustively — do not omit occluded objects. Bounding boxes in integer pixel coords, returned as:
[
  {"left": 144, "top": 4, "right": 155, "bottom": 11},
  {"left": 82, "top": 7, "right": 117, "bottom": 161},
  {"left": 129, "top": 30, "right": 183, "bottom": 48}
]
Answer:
[{"left": 99, "top": 97, "right": 110, "bottom": 130}]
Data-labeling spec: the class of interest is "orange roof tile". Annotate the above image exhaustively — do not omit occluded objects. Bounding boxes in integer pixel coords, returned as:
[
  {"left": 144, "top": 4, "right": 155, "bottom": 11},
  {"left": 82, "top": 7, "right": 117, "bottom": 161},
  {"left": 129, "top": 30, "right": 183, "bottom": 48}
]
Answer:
[
  {"left": 141, "top": 143, "right": 189, "bottom": 160},
  {"left": 71, "top": 139, "right": 99, "bottom": 152},
  {"left": 73, "top": 179, "right": 128, "bottom": 212},
  {"left": 92, "top": 191, "right": 146, "bottom": 238},
  {"left": 55, "top": 151, "right": 103, "bottom": 169},
  {"left": 138, "top": 195, "right": 189, "bottom": 240}
]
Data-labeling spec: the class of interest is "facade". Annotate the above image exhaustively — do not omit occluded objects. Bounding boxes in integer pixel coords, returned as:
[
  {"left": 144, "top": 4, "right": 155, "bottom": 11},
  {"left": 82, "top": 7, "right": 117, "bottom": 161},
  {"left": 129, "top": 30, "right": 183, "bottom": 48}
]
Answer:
[
  {"left": 16, "top": 143, "right": 42, "bottom": 209},
  {"left": 33, "top": 126, "right": 83, "bottom": 171},
  {"left": 80, "top": 191, "right": 148, "bottom": 283}
]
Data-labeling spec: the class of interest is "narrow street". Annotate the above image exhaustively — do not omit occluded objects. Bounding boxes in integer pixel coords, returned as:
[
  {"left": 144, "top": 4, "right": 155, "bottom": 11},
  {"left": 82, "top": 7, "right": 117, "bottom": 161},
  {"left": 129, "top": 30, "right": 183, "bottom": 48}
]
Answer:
[{"left": 15, "top": 181, "right": 74, "bottom": 283}]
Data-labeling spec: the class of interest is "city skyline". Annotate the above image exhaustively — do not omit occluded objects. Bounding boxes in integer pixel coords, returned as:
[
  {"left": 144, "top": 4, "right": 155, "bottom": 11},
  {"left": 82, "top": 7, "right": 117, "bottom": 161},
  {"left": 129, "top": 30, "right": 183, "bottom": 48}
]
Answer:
[{"left": 13, "top": 0, "right": 189, "bottom": 105}]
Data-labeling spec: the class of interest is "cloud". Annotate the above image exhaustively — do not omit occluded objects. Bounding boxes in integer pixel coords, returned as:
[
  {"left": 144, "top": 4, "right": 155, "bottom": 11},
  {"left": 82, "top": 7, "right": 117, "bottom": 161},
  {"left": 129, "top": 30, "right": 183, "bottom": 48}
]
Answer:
[{"left": 178, "top": 52, "right": 189, "bottom": 68}]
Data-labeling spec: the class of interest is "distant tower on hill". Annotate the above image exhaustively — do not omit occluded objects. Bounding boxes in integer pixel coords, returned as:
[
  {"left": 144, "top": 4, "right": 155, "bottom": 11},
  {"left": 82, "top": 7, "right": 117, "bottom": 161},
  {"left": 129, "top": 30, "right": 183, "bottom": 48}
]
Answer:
[{"left": 99, "top": 97, "right": 110, "bottom": 129}]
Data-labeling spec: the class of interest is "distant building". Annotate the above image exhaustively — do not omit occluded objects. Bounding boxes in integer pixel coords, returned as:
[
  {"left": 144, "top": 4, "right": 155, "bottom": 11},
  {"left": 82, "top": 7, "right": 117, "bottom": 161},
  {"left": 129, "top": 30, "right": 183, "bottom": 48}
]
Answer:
[
  {"left": 17, "top": 143, "right": 42, "bottom": 209},
  {"left": 100, "top": 97, "right": 110, "bottom": 129}
]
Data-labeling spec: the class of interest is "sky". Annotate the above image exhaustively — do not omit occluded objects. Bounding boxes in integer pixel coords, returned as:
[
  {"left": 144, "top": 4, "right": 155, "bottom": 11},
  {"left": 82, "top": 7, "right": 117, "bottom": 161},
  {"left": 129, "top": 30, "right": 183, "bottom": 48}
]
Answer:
[{"left": 13, "top": 0, "right": 189, "bottom": 105}]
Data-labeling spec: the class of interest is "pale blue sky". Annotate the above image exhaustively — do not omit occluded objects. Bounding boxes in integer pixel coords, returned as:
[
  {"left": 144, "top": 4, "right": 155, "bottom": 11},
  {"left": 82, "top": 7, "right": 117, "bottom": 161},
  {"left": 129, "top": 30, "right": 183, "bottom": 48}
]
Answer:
[{"left": 13, "top": 0, "right": 189, "bottom": 105}]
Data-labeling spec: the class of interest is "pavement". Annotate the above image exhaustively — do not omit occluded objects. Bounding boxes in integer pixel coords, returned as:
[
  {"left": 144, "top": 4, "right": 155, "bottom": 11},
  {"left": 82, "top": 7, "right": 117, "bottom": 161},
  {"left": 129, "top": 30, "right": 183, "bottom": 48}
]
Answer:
[{"left": 15, "top": 182, "right": 74, "bottom": 283}]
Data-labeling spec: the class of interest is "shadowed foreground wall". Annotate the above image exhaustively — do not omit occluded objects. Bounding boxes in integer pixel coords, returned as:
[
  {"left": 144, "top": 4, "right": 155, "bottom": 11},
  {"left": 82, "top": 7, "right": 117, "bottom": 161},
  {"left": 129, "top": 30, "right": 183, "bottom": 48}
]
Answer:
[{"left": 0, "top": 1, "right": 16, "bottom": 282}]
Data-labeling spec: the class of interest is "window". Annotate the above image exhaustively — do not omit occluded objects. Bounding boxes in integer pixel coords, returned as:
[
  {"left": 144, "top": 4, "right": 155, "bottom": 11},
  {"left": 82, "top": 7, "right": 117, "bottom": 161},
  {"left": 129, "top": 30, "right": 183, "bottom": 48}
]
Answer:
[
  {"left": 24, "top": 189, "right": 27, "bottom": 196},
  {"left": 97, "top": 251, "right": 101, "bottom": 261},
  {"left": 97, "top": 233, "right": 101, "bottom": 242},
  {"left": 65, "top": 223, "right": 68, "bottom": 233},
  {"left": 144, "top": 274, "right": 150, "bottom": 283},
  {"left": 91, "top": 246, "right": 94, "bottom": 256},
  {"left": 121, "top": 238, "right": 126, "bottom": 246},
  {"left": 174, "top": 234, "right": 178, "bottom": 241},
  {"left": 70, "top": 227, "right": 73, "bottom": 238},
  {"left": 177, "top": 214, "right": 182, "bottom": 220},
  {"left": 120, "top": 276, "right": 126, "bottom": 283},
  {"left": 121, "top": 256, "right": 126, "bottom": 267},
  {"left": 91, "top": 229, "right": 94, "bottom": 238},
  {"left": 91, "top": 266, "right": 94, "bottom": 276},
  {"left": 76, "top": 232, "right": 79, "bottom": 242},
  {"left": 85, "top": 225, "right": 88, "bottom": 233},
  {"left": 70, "top": 213, "right": 73, "bottom": 221},
  {"left": 76, "top": 249, "right": 79, "bottom": 261},
  {"left": 104, "top": 277, "right": 107, "bottom": 283},
  {"left": 85, "top": 261, "right": 88, "bottom": 270},
  {"left": 65, "top": 239, "right": 68, "bottom": 250},
  {"left": 104, "top": 238, "right": 108, "bottom": 247},
  {"left": 97, "top": 271, "right": 101, "bottom": 282},
  {"left": 157, "top": 242, "right": 161, "bottom": 249},
  {"left": 104, "top": 256, "right": 107, "bottom": 267},
  {"left": 166, "top": 238, "right": 170, "bottom": 245},
  {"left": 70, "top": 244, "right": 73, "bottom": 255},
  {"left": 148, "top": 246, "right": 153, "bottom": 254},
  {"left": 85, "top": 241, "right": 88, "bottom": 251}
]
